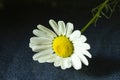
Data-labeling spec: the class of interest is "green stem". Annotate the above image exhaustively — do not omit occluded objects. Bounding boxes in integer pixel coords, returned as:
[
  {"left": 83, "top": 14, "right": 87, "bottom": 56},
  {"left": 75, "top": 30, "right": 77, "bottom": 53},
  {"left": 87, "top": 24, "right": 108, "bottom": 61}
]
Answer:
[{"left": 81, "top": 0, "right": 109, "bottom": 33}]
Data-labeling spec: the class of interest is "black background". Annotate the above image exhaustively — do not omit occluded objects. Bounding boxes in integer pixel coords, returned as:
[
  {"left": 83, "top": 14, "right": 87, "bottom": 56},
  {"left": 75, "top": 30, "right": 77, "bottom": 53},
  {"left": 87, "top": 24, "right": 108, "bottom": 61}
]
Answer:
[{"left": 0, "top": 0, "right": 120, "bottom": 80}]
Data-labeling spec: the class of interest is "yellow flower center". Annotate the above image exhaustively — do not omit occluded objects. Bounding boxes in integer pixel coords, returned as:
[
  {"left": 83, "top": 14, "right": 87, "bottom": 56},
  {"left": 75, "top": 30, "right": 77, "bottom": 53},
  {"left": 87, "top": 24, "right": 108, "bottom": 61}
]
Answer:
[{"left": 52, "top": 36, "right": 74, "bottom": 58}]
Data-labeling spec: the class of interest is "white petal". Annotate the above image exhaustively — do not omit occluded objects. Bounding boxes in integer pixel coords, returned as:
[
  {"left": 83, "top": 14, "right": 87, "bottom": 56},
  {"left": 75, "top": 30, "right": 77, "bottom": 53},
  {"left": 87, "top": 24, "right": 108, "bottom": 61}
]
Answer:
[
  {"left": 33, "top": 29, "right": 43, "bottom": 36},
  {"left": 81, "top": 43, "right": 91, "bottom": 50},
  {"left": 46, "top": 54, "right": 57, "bottom": 63},
  {"left": 33, "top": 29, "right": 52, "bottom": 39},
  {"left": 71, "top": 54, "right": 82, "bottom": 70},
  {"left": 74, "top": 43, "right": 90, "bottom": 50},
  {"left": 49, "top": 19, "right": 60, "bottom": 35},
  {"left": 29, "top": 43, "right": 35, "bottom": 48},
  {"left": 38, "top": 54, "right": 54, "bottom": 63},
  {"left": 58, "top": 21, "right": 66, "bottom": 35},
  {"left": 63, "top": 58, "right": 72, "bottom": 69},
  {"left": 66, "top": 22, "right": 74, "bottom": 37},
  {"left": 37, "top": 24, "right": 57, "bottom": 38},
  {"left": 31, "top": 44, "right": 51, "bottom": 52},
  {"left": 73, "top": 35, "right": 87, "bottom": 44},
  {"left": 47, "top": 53, "right": 57, "bottom": 63},
  {"left": 60, "top": 58, "right": 71, "bottom": 70},
  {"left": 70, "top": 30, "right": 81, "bottom": 41},
  {"left": 83, "top": 50, "right": 92, "bottom": 58},
  {"left": 61, "top": 59, "right": 66, "bottom": 70},
  {"left": 32, "top": 48, "right": 53, "bottom": 61},
  {"left": 79, "top": 35, "right": 87, "bottom": 43},
  {"left": 30, "top": 37, "right": 52, "bottom": 45},
  {"left": 74, "top": 46, "right": 92, "bottom": 58},
  {"left": 76, "top": 53, "right": 89, "bottom": 66},
  {"left": 54, "top": 56, "right": 61, "bottom": 67},
  {"left": 55, "top": 57, "right": 72, "bottom": 70}
]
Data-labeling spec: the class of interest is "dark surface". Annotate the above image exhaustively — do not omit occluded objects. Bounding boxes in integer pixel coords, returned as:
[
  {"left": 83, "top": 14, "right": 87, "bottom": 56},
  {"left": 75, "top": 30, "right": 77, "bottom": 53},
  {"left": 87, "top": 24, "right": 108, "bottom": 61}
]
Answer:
[{"left": 0, "top": 0, "right": 120, "bottom": 80}]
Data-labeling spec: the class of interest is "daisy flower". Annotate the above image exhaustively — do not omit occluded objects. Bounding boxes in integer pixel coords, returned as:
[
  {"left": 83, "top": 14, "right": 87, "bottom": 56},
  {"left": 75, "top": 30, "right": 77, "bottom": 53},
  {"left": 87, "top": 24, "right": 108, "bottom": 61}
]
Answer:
[{"left": 29, "top": 19, "right": 92, "bottom": 70}]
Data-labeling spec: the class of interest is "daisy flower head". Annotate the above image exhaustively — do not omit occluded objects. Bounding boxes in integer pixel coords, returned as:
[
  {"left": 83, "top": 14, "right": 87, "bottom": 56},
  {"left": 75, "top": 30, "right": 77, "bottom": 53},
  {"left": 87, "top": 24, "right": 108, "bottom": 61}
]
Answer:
[{"left": 29, "top": 19, "right": 92, "bottom": 70}]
